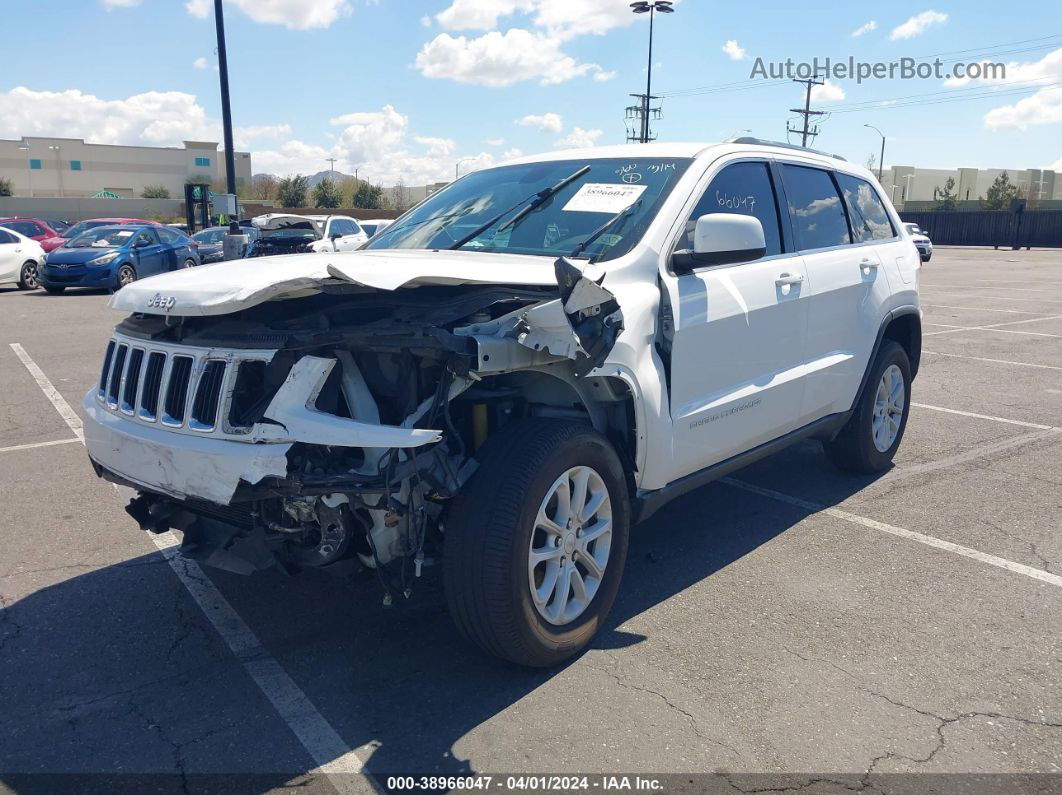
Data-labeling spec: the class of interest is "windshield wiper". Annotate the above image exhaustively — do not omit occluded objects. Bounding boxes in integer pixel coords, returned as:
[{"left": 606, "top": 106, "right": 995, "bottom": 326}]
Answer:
[
  {"left": 449, "top": 165, "right": 591, "bottom": 250},
  {"left": 565, "top": 198, "right": 643, "bottom": 261}
]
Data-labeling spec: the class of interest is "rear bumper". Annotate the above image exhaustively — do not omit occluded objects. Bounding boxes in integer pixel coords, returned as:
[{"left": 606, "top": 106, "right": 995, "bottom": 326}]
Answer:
[{"left": 83, "top": 389, "right": 292, "bottom": 505}]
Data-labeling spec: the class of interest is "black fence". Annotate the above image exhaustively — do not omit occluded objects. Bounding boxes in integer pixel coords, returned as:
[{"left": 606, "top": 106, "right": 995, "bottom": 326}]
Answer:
[{"left": 899, "top": 209, "right": 1062, "bottom": 248}]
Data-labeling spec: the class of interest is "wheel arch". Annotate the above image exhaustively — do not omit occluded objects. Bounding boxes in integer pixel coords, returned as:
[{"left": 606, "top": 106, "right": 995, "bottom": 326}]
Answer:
[{"left": 850, "top": 306, "right": 921, "bottom": 415}]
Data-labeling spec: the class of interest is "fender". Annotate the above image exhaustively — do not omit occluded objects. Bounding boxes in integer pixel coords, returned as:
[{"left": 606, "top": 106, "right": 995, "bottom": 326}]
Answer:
[{"left": 848, "top": 305, "right": 921, "bottom": 416}]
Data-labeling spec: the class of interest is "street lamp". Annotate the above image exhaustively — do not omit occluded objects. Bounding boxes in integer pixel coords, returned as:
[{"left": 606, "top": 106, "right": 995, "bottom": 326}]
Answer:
[
  {"left": 48, "top": 144, "right": 63, "bottom": 198},
  {"left": 455, "top": 157, "right": 477, "bottom": 180},
  {"left": 630, "top": 0, "right": 674, "bottom": 144},
  {"left": 863, "top": 124, "right": 885, "bottom": 181}
]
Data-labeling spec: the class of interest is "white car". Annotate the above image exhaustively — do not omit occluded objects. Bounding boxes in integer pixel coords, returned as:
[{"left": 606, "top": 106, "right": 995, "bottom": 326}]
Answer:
[
  {"left": 305, "top": 214, "right": 368, "bottom": 252},
  {"left": 0, "top": 225, "right": 45, "bottom": 290},
  {"left": 248, "top": 214, "right": 368, "bottom": 256},
  {"left": 357, "top": 218, "right": 393, "bottom": 238},
  {"left": 82, "top": 140, "right": 921, "bottom": 666},
  {"left": 903, "top": 223, "right": 933, "bottom": 262}
]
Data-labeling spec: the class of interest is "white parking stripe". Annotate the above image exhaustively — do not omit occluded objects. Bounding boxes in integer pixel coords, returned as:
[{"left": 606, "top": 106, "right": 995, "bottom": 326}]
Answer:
[
  {"left": 911, "top": 402, "right": 1057, "bottom": 430},
  {"left": 923, "top": 350, "right": 1062, "bottom": 371},
  {"left": 924, "top": 313, "right": 1062, "bottom": 336},
  {"left": 0, "top": 437, "right": 82, "bottom": 454},
  {"left": 922, "top": 303, "right": 1042, "bottom": 314},
  {"left": 9, "top": 343, "right": 83, "bottom": 441},
  {"left": 920, "top": 292, "right": 1062, "bottom": 304},
  {"left": 925, "top": 325, "right": 1062, "bottom": 339},
  {"left": 11, "top": 342, "right": 378, "bottom": 793},
  {"left": 721, "top": 478, "right": 1062, "bottom": 589}
]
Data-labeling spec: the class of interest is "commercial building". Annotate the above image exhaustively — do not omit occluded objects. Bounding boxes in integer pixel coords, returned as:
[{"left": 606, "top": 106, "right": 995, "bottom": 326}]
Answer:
[
  {"left": 879, "top": 165, "right": 1059, "bottom": 207},
  {"left": 0, "top": 137, "right": 252, "bottom": 199}
]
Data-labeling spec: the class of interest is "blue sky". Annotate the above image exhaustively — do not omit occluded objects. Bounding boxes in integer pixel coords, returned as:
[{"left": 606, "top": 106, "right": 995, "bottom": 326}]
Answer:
[{"left": 2, "top": 0, "right": 1061, "bottom": 185}]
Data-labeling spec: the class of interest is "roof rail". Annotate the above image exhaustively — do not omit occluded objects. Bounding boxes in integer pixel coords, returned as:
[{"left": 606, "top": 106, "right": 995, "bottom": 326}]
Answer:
[{"left": 728, "top": 136, "right": 847, "bottom": 162}]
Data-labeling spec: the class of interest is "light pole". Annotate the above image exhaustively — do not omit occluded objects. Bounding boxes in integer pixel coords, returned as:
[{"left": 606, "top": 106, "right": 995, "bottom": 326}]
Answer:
[
  {"left": 630, "top": 1, "right": 674, "bottom": 144},
  {"left": 213, "top": 0, "right": 239, "bottom": 232},
  {"left": 17, "top": 142, "right": 31, "bottom": 197},
  {"left": 48, "top": 145, "right": 63, "bottom": 198},
  {"left": 864, "top": 124, "right": 885, "bottom": 181},
  {"left": 455, "top": 157, "right": 477, "bottom": 180}
]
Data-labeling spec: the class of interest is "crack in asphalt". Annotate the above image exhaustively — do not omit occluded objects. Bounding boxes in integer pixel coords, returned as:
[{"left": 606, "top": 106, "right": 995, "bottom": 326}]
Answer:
[
  {"left": 981, "top": 517, "right": 1055, "bottom": 574},
  {"left": 586, "top": 659, "right": 747, "bottom": 764}
]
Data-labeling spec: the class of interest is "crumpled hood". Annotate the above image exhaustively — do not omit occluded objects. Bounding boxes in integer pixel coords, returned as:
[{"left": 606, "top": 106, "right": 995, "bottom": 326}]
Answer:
[{"left": 108, "top": 248, "right": 560, "bottom": 316}]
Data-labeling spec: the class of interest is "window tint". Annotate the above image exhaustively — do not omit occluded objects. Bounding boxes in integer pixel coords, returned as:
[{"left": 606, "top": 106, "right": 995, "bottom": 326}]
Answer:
[
  {"left": 781, "top": 165, "right": 851, "bottom": 250},
  {"left": 194, "top": 156, "right": 210, "bottom": 167},
  {"left": 330, "top": 218, "right": 357, "bottom": 236},
  {"left": 7, "top": 221, "right": 39, "bottom": 237},
  {"left": 70, "top": 160, "right": 82, "bottom": 171},
  {"left": 682, "top": 161, "right": 782, "bottom": 258},
  {"left": 157, "top": 227, "right": 182, "bottom": 244},
  {"left": 836, "top": 174, "right": 895, "bottom": 242},
  {"left": 0, "top": 229, "right": 16, "bottom": 244}
]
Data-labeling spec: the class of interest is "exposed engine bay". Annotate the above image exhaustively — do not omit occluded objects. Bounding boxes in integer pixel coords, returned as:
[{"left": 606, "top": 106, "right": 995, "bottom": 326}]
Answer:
[{"left": 91, "top": 265, "right": 632, "bottom": 603}]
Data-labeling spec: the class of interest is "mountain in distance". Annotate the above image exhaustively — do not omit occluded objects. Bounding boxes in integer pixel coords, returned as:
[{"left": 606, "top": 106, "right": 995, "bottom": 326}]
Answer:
[{"left": 253, "top": 170, "right": 357, "bottom": 187}]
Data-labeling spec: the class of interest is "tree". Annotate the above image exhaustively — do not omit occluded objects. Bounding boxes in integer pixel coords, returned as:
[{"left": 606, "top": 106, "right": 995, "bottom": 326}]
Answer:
[
  {"left": 251, "top": 174, "right": 278, "bottom": 201},
  {"left": 982, "top": 170, "right": 1021, "bottom": 211},
  {"left": 141, "top": 184, "right": 171, "bottom": 199},
  {"left": 276, "top": 174, "right": 309, "bottom": 208},
  {"left": 352, "top": 181, "right": 383, "bottom": 209},
  {"left": 865, "top": 152, "right": 877, "bottom": 172},
  {"left": 312, "top": 178, "right": 342, "bottom": 208},
  {"left": 0, "top": 177, "right": 12, "bottom": 197},
  {"left": 933, "top": 177, "right": 958, "bottom": 211},
  {"left": 391, "top": 182, "right": 413, "bottom": 212}
]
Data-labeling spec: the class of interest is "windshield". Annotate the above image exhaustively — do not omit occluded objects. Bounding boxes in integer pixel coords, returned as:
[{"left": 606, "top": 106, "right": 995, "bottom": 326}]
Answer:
[
  {"left": 68, "top": 228, "right": 138, "bottom": 248},
  {"left": 365, "top": 157, "right": 692, "bottom": 261},
  {"left": 193, "top": 229, "right": 225, "bottom": 244},
  {"left": 904, "top": 224, "right": 921, "bottom": 235},
  {"left": 63, "top": 220, "right": 114, "bottom": 239}
]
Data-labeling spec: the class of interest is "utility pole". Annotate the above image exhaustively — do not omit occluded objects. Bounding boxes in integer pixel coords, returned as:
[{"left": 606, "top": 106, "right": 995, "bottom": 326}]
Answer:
[
  {"left": 788, "top": 76, "right": 825, "bottom": 148},
  {"left": 627, "top": 1, "right": 673, "bottom": 143},
  {"left": 326, "top": 157, "right": 337, "bottom": 181},
  {"left": 864, "top": 124, "right": 886, "bottom": 182}
]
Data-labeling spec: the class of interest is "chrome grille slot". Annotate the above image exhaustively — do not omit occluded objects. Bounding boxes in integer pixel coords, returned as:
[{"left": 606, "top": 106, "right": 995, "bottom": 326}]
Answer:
[
  {"left": 121, "top": 348, "right": 144, "bottom": 415},
  {"left": 106, "top": 344, "right": 128, "bottom": 407},
  {"left": 139, "top": 351, "right": 166, "bottom": 420},
  {"left": 189, "top": 360, "right": 226, "bottom": 431},
  {"left": 98, "top": 341, "right": 115, "bottom": 397},
  {"left": 162, "top": 355, "right": 194, "bottom": 426}
]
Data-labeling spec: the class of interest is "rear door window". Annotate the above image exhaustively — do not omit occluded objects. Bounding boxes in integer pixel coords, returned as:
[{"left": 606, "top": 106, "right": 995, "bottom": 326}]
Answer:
[
  {"left": 835, "top": 174, "right": 896, "bottom": 242},
  {"left": 780, "top": 165, "right": 852, "bottom": 251}
]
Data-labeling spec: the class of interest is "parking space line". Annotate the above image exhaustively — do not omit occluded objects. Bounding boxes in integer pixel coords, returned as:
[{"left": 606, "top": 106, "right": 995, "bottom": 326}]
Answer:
[
  {"left": 9, "top": 343, "right": 84, "bottom": 441},
  {"left": 885, "top": 428, "right": 1062, "bottom": 481},
  {"left": 911, "top": 402, "right": 1057, "bottom": 431},
  {"left": 925, "top": 324, "right": 1062, "bottom": 339},
  {"left": 0, "top": 437, "right": 82, "bottom": 454},
  {"left": 919, "top": 292, "right": 1062, "bottom": 304},
  {"left": 721, "top": 478, "right": 1062, "bottom": 589},
  {"left": 922, "top": 303, "right": 1043, "bottom": 314},
  {"left": 924, "top": 313, "right": 1062, "bottom": 336},
  {"left": 923, "top": 350, "right": 1062, "bottom": 371},
  {"left": 11, "top": 342, "right": 378, "bottom": 793}
]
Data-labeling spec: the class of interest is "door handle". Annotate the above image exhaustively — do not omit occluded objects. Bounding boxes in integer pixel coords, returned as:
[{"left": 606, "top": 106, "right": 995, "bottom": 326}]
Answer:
[{"left": 775, "top": 273, "right": 805, "bottom": 286}]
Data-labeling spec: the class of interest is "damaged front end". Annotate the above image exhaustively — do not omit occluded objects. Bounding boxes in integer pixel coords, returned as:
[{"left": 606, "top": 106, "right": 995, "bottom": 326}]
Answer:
[{"left": 86, "top": 263, "right": 629, "bottom": 593}]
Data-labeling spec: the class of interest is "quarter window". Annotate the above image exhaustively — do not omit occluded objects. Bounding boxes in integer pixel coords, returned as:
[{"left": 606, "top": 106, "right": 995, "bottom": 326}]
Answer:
[
  {"left": 835, "top": 174, "right": 895, "bottom": 242},
  {"left": 0, "top": 230, "right": 17, "bottom": 244},
  {"left": 681, "top": 161, "right": 783, "bottom": 258},
  {"left": 780, "top": 165, "right": 851, "bottom": 251}
]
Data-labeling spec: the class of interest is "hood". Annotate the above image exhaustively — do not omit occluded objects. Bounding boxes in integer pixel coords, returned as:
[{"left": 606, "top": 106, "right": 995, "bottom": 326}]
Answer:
[
  {"left": 252, "top": 213, "right": 322, "bottom": 233},
  {"left": 47, "top": 244, "right": 126, "bottom": 263},
  {"left": 40, "top": 236, "right": 68, "bottom": 252},
  {"left": 108, "top": 248, "right": 560, "bottom": 316}
]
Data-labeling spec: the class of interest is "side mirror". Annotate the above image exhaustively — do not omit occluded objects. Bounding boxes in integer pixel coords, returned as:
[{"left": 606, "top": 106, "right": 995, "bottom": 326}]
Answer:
[
  {"left": 673, "top": 214, "right": 766, "bottom": 274},
  {"left": 330, "top": 232, "right": 342, "bottom": 240},
  {"left": 134, "top": 239, "right": 148, "bottom": 248}
]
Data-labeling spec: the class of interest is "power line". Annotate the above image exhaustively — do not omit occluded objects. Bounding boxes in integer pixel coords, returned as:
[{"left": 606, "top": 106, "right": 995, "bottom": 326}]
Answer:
[{"left": 788, "top": 76, "right": 825, "bottom": 147}]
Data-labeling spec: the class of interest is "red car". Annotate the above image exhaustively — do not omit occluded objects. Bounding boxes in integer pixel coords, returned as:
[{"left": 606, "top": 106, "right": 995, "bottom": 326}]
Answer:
[
  {"left": 0, "top": 217, "right": 61, "bottom": 244},
  {"left": 39, "top": 217, "right": 161, "bottom": 252}
]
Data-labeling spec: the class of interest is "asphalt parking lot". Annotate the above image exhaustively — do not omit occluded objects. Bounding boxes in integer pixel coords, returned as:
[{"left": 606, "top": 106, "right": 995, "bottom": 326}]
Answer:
[{"left": 1, "top": 247, "right": 1061, "bottom": 793}]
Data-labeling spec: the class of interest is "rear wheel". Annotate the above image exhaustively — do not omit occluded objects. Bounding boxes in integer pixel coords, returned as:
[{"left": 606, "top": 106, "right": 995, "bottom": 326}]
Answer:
[
  {"left": 444, "top": 419, "right": 630, "bottom": 667},
  {"left": 823, "top": 340, "right": 911, "bottom": 473},
  {"left": 182, "top": 258, "right": 196, "bottom": 269},
  {"left": 17, "top": 261, "right": 38, "bottom": 290}
]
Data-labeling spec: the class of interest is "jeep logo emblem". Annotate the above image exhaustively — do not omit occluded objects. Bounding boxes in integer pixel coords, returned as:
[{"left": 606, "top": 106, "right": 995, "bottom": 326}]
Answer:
[{"left": 147, "top": 293, "right": 177, "bottom": 311}]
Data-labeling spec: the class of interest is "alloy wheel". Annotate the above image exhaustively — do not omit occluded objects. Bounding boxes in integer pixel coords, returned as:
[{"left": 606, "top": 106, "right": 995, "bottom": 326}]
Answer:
[{"left": 872, "top": 364, "right": 905, "bottom": 452}]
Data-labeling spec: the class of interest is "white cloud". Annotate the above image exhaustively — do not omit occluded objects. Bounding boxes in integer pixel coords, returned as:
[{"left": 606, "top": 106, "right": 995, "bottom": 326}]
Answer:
[
  {"left": 103, "top": 0, "right": 142, "bottom": 8},
  {"left": 233, "top": 124, "right": 293, "bottom": 148},
  {"left": 946, "top": 46, "right": 1062, "bottom": 89},
  {"left": 1048, "top": 156, "right": 1062, "bottom": 171},
  {"left": 516, "top": 112, "right": 563, "bottom": 133},
  {"left": 593, "top": 69, "right": 617, "bottom": 82},
  {"left": 185, "top": 0, "right": 352, "bottom": 30},
  {"left": 890, "top": 10, "right": 947, "bottom": 40},
  {"left": 0, "top": 86, "right": 218, "bottom": 146},
  {"left": 554, "top": 127, "right": 602, "bottom": 148},
  {"left": 435, "top": 0, "right": 639, "bottom": 39},
  {"left": 811, "top": 79, "right": 846, "bottom": 103},
  {"left": 851, "top": 20, "right": 877, "bottom": 37},
  {"left": 721, "top": 40, "right": 747, "bottom": 61},
  {"left": 420, "top": 15, "right": 432, "bottom": 27},
  {"left": 985, "top": 86, "right": 1062, "bottom": 131},
  {"left": 193, "top": 56, "right": 209, "bottom": 70},
  {"left": 502, "top": 147, "right": 524, "bottom": 160},
  {"left": 415, "top": 29, "right": 611, "bottom": 86}
]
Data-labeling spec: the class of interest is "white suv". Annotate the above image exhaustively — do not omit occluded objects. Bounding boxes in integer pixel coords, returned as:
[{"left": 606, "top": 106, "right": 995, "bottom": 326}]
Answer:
[{"left": 84, "top": 140, "right": 921, "bottom": 666}]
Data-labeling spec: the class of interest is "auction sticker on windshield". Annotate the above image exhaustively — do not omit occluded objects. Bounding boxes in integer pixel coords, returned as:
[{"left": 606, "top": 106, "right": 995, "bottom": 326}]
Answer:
[{"left": 562, "top": 183, "right": 646, "bottom": 214}]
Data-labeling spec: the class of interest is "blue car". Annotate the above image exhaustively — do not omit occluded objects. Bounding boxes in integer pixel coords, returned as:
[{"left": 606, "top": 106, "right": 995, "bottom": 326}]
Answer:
[{"left": 38, "top": 224, "right": 200, "bottom": 294}]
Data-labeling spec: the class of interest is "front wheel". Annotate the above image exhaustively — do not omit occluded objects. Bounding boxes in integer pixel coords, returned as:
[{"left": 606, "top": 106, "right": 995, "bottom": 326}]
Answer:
[
  {"left": 18, "top": 261, "right": 38, "bottom": 290},
  {"left": 823, "top": 339, "right": 912, "bottom": 473},
  {"left": 444, "top": 419, "right": 631, "bottom": 667},
  {"left": 115, "top": 264, "right": 136, "bottom": 289}
]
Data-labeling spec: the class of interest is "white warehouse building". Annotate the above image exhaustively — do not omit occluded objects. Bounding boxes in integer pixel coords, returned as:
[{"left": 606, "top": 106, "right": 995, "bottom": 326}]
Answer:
[
  {"left": 879, "top": 165, "right": 1059, "bottom": 206},
  {"left": 0, "top": 136, "right": 252, "bottom": 199}
]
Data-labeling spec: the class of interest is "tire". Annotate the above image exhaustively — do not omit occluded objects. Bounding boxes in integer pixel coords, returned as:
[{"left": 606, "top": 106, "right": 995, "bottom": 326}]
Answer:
[
  {"left": 444, "top": 419, "right": 631, "bottom": 667},
  {"left": 823, "top": 339, "right": 912, "bottom": 473},
  {"left": 17, "top": 261, "right": 38, "bottom": 290},
  {"left": 182, "top": 258, "right": 196, "bottom": 269},
  {"left": 44, "top": 285, "right": 65, "bottom": 295},
  {"left": 115, "top": 264, "right": 136, "bottom": 289}
]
